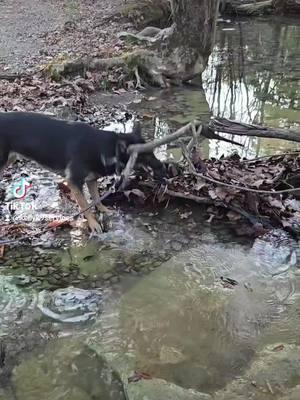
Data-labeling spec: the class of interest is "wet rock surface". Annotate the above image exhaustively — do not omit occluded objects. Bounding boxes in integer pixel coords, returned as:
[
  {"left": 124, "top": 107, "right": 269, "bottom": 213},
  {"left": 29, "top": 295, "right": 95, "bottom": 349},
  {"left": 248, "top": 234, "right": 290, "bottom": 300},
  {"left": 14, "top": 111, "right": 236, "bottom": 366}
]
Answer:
[
  {"left": 37, "top": 287, "right": 104, "bottom": 323},
  {"left": 10, "top": 339, "right": 126, "bottom": 400},
  {"left": 214, "top": 344, "right": 300, "bottom": 399},
  {"left": 127, "top": 379, "right": 212, "bottom": 400}
]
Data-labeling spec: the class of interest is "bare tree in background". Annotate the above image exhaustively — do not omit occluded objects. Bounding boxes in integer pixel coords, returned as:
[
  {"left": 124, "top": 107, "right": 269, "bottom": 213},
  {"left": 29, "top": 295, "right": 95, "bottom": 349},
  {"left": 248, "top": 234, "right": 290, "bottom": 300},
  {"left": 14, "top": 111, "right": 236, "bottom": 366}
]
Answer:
[{"left": 161, "top": 0, "right": 220, "bottom": 81}]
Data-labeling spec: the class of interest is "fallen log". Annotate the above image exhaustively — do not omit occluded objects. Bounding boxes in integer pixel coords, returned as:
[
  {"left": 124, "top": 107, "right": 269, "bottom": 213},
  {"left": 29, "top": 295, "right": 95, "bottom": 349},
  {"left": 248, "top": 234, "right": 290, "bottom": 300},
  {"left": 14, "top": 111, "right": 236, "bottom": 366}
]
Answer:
[{"left": 211, "top": 117, "right": 300, "bottom": 143}]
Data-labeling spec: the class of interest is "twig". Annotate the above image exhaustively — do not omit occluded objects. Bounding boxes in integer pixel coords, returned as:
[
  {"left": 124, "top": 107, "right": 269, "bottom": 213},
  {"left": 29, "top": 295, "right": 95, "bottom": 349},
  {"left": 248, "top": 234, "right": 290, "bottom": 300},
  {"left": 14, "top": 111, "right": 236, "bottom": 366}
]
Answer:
[
  {"left": 139, "top": 181, "right": 213, "bottom": 205},
  {"left": 180, "top": 141, "right": 197, "bottom": 173},
  {"left": 242, "top": 151, "right": 300, "bottom": 163},
  {"left": 266, "top": 380, "right": 274, "bottom": 395},
  {"left": 194, "top": 171, "right": 300, "bottom": 195},
  {"left": 0, "top": 74, "right": 28, "bottom": 81}
]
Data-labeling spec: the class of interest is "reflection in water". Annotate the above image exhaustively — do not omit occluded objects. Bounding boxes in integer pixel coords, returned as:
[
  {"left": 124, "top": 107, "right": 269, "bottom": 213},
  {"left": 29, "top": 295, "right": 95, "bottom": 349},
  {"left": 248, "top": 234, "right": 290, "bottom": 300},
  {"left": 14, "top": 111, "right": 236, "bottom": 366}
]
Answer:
[
  {"left": 127, "top": 17, "right": 300, "bottom": 160},
  {"left": 203, "top": 18, "right": 300, "bottom": 158}
]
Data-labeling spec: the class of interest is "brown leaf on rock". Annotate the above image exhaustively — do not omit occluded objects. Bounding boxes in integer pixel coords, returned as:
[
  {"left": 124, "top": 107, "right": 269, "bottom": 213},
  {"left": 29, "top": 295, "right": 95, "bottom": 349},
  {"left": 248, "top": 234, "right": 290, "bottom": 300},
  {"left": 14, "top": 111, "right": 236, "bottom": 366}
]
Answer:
[
  {"left": 194, "top": 181, "right": 207, "bottom": 192},
  {"left": 268, "top": 197, "right": 284, "bottom": 210},
  {"left": 208, "top": 189, "right": 218, "bottom": 200},
  {"left": 272, "top": 344, "right": 285, "bottom": 352},
  {"left": 128, "top": 371, "right": 152, "bottom": 383},
  {"left": 46, "top": 219, "right": 71, "bottom": 229},
  {"left": 252, "top": 179, "right": 265, "bottom": 188},
  {"left": 227, "top": 211, "right": 241, "bottom": 221},
  {"left": 124, "top": 189, "right": 146, "bottom": 204},
  {"left": 215, "top": 186, "right": 230, "bottom": 201}
]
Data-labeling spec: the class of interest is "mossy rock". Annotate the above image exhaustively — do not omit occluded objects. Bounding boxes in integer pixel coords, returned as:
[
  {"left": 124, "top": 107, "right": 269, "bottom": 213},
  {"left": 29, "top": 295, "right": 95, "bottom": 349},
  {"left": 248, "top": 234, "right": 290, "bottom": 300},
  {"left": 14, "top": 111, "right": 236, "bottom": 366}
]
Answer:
[{"left": 41, "top": 54, "right": 84, "bottom": 80}]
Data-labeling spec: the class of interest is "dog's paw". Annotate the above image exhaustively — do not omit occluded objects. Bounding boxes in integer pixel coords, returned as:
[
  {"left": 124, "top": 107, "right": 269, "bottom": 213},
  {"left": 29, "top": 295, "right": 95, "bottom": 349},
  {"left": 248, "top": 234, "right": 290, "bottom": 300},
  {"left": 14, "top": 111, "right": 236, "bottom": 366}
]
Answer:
[
  {"left": 88, "top": 217, "right": 103, "bottom": 234},
  {"left": 96, "top": 203, "right": 115, "bottom": 215}
]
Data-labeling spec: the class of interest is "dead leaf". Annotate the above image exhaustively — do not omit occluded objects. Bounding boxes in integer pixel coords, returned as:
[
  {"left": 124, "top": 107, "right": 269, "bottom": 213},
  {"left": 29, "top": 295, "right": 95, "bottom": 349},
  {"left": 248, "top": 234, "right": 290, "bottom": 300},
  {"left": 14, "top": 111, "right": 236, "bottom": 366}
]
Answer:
[
  {"left": 124, "top": 189, "right": 146, "bottom": 200},
  {"left": 215, "top": 186, "right": 229, "bottom": 201},
  {"left": 194, "top": 181, "right": 207, "bottom": 191},
  {"left": 252, "top": 179, "right": 265, "bottom": 188},
  {"left": 227, "top": 211, "right": 241, "bottom": 221},
  {"left": 180, "top": 211, "right": 192, "bottom": 219},
  {"left": 272, "top": 344, "right": 284, "bottom": 352},
  {"left": 268, "top": 197, "right": 284, "bottom": 209},
  {"left": 128, "top": 371, "right": 152, "bottom": 383},
  {"left": 208, "top": 189, "right": 218, "bottom": 200},
  {"left": 206, "top": 214, "right": 214, "bottom": 223},
  {"left": 47, "top": 219, "right": 70, "bottom": 229}
]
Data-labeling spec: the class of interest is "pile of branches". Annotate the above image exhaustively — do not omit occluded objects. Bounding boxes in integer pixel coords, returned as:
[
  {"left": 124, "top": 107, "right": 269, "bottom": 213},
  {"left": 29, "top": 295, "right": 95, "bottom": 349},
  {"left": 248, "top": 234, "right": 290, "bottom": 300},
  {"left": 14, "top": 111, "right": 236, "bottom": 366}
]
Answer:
[{"left": 121, "top": 119, "right": 300, "bottom": 237}]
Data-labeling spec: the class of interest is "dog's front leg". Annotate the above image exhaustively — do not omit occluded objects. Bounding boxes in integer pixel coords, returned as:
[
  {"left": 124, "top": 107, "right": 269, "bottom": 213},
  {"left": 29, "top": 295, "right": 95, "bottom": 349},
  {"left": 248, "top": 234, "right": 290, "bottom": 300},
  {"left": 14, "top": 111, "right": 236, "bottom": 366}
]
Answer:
[
  {"left": 86, "top": 179, "right": 111, "bottom": 214},
  {"left": 68, "top": 182, "right": 103, "bottom": 233}
]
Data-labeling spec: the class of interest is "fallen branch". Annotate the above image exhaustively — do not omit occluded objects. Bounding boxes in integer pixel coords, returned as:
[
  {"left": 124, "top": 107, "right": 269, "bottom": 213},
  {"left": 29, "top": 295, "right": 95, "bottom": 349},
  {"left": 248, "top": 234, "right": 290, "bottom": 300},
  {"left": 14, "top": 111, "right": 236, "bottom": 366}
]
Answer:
[
  {"left": 128, "top": 120, "right": 201, "bottom": 154},
  {"left": 0, "top": 74, "right": 28, "bottom": 81},
  {"left": 211, "top": 117, "right": 300, "bottom": 143},
  {"left": 119, "top": 120, "right": 202, "bottom": 190}
]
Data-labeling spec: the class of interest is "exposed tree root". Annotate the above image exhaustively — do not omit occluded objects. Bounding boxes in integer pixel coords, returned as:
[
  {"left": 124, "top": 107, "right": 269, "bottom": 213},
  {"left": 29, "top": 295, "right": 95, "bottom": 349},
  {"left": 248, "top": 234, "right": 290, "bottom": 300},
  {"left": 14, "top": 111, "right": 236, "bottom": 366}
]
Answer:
[{"left": 43, "top": 49, "right": 169, "bottom": 87}]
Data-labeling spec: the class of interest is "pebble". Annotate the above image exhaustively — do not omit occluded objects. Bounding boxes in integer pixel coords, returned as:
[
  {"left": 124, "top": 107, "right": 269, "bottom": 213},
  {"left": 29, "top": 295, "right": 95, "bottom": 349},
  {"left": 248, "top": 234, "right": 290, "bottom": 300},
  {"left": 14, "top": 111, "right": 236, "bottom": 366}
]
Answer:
[
  {"left": 37, "top": 267, "right": 48, "bottom": 277},
  {"left": 171, "top": 241, "right": 183, "bottom": 251},
  {"left": 110, "top": 276, "right": 120, "bottom": 284},
  {"left": 102, "top": 272, "right": 114, "bottom": 280}
]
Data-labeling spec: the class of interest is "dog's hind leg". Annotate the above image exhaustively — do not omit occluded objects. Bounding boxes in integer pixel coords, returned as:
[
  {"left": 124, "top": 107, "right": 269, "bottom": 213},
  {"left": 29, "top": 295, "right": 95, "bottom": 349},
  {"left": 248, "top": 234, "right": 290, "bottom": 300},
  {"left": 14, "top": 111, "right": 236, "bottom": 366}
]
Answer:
[
  {"left": 0, "top": 149, "right": 11, "bottom": 180},
  {"left": 0, "top": 151, "right": 17, "bottom": 178},
  {"left": 86, "top": 179, "right": 111, "bottom": 214},
  {"left": 67, "top": 181, "right": 103, "bottom": 233}
]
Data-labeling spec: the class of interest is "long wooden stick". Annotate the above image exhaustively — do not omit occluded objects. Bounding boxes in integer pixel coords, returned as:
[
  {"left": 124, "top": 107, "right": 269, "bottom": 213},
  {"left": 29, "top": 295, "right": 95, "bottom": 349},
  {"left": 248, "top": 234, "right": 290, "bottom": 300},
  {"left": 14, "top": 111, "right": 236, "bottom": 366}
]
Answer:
[
  {"left": 118, "top": 120, "right": 202, "bottom": 191},
  {"left": 127, "top": 120, "right": 200, "bottom": 154}
]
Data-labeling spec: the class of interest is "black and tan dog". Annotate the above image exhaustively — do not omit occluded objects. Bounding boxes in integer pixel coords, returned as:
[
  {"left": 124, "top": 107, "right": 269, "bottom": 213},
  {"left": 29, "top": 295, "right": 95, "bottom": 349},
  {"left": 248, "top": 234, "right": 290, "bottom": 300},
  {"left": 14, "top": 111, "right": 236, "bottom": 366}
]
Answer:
[{"left": 0, "top": 112, "right": 165, "bottom": 232}]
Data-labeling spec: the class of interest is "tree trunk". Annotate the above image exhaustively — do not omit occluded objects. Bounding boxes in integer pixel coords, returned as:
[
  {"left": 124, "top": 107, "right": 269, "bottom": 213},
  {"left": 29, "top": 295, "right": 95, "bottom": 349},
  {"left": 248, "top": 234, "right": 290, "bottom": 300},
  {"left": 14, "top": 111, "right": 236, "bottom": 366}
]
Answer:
[
  {"left": 162, "top": 0, "right": 220, "bottom": 81},
  {"left": 273, "top": 0, "right": 300, "bottom": 13}
]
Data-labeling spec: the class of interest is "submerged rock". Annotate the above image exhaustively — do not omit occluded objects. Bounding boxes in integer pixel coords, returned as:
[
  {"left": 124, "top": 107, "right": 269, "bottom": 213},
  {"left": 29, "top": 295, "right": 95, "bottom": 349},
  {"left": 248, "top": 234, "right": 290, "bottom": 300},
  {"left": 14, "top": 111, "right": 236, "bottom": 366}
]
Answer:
[
  {"left": 37, "top": 287, "right": 104, "bottom": 323},
  {"left": 0, "top": 276, "right": 37, "bottom": 335},
  {"left": 214, "top": 344, "right": 300, "bottom": 399},
  {"left": 127, "top": 378, "right": 211, "bottom": 400},
  {"left": 251, "top": 229, "right": 298, "bottom": 275},
  {"left": 11, "top": 339, "right": 126, "bottom": 400}
]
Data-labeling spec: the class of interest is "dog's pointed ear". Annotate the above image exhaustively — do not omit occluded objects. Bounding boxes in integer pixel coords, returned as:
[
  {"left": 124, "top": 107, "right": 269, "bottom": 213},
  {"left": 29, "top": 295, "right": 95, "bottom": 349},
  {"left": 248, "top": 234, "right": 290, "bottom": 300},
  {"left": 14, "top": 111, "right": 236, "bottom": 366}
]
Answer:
[{"left": 132, "top": 121, "right": 142, "bottom": 138}]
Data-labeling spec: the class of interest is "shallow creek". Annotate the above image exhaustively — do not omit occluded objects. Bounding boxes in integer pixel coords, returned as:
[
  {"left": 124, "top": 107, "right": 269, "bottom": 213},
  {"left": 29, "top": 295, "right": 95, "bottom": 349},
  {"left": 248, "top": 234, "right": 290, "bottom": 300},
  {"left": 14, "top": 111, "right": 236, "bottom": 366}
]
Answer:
[{"left": 0, "top": 16, "right": 300, "bottom": 400}]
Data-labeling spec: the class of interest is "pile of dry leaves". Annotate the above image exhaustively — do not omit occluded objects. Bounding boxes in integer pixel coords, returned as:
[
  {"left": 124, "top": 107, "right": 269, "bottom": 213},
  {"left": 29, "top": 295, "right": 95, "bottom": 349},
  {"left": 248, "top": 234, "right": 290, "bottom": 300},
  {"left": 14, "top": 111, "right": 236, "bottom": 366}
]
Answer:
[
  {"left": 133, "top": 152, "right": 300, "bottom": 237},
  {"left": 0, "top": 74, "right": 130, "bottom": 125}
]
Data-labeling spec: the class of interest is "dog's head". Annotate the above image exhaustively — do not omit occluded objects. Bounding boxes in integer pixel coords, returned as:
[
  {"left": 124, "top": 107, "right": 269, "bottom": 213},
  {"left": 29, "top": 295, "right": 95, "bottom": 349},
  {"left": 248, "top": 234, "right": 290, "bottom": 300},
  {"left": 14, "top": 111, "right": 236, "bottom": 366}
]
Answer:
[{"left": 117, "top": 122, "right": 166, "bottom": 179}]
